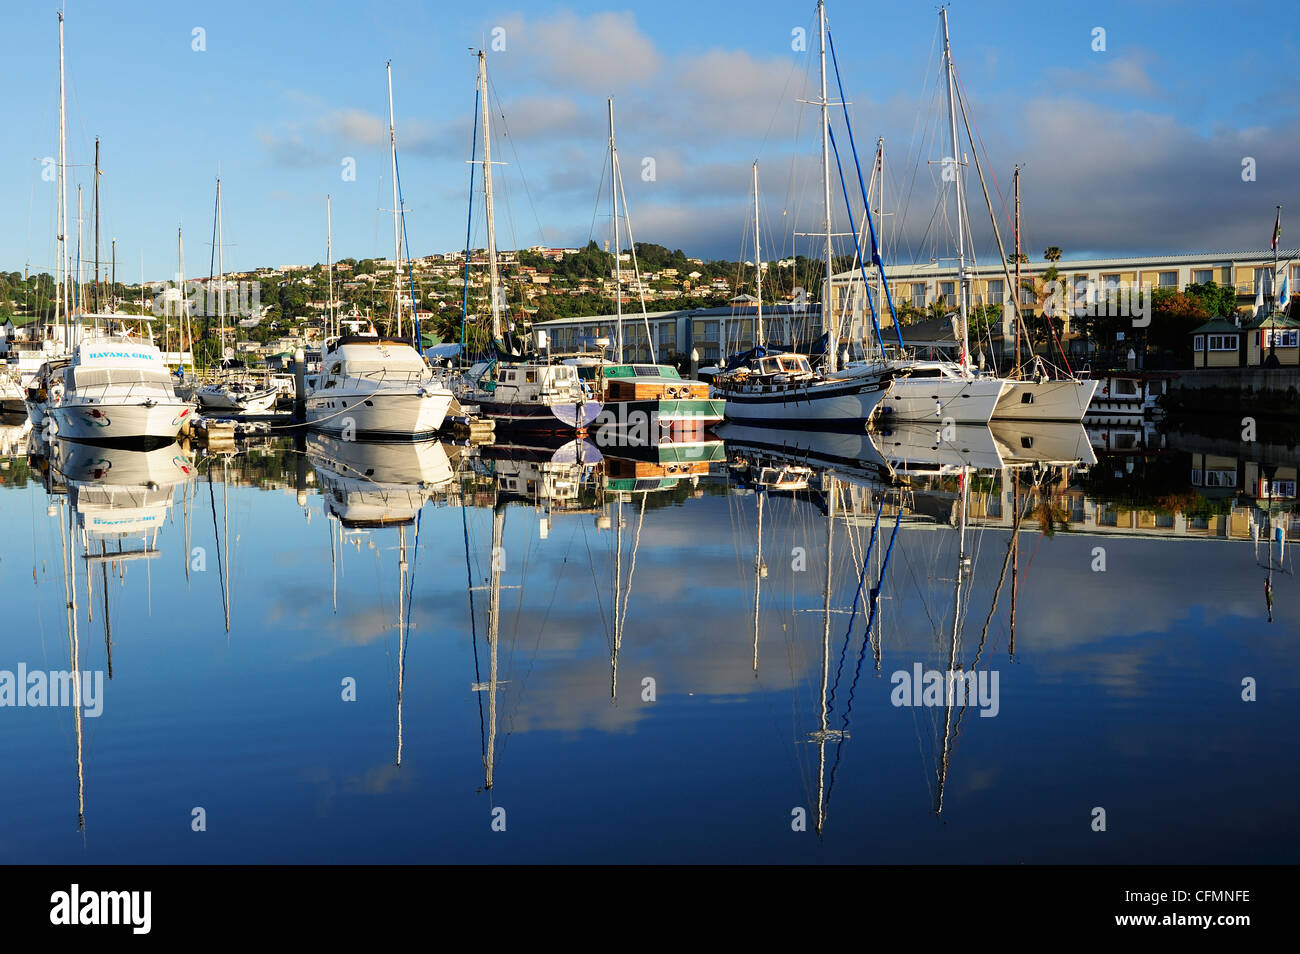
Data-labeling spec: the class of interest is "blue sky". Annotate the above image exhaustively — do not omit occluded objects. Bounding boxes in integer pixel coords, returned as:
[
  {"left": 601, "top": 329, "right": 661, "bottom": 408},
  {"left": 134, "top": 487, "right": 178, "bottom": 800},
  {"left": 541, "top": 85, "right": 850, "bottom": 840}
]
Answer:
[{"left": 2, "top": 1, "right": 1298, "bottom": 281}]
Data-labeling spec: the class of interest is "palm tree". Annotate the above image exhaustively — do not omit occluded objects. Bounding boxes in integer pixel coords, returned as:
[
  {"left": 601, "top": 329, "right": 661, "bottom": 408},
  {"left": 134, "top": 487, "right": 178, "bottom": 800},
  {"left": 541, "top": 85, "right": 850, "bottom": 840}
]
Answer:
[{"left": 1044, "top": 246, "right": 1063, "bottom": 263}]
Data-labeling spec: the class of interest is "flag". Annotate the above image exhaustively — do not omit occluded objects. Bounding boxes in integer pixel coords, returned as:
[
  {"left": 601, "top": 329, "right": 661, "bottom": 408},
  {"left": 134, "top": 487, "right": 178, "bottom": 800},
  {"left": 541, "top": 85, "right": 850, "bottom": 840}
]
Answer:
[
  {"left": 1255, "top": 280, "right": 1265, "bottom": 317},
  {"left": 1280, "top": 273, "right": 1291, "bottom": 313},
  {"left": 1273, "top": 207, "right": 1282, "bottom": 251}
]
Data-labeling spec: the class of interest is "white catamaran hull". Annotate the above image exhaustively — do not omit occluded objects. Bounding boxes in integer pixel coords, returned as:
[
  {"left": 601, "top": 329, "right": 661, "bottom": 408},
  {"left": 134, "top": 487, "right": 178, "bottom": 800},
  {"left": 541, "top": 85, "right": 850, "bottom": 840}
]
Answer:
[
  {"left": 48, "top": 400, "right": 194, "bottom": 442},
  {"left": 305, "top": 387, "right": 452, "bottom": 439},
  {"left": 874, "top": 376, "right": 1007, "bottom": 425},
  {"left": 720, "top": 377, "right": 892, "bottom": 430},
  {"left": 992, "top": 379, "right": 1098, "bottom": 422}
]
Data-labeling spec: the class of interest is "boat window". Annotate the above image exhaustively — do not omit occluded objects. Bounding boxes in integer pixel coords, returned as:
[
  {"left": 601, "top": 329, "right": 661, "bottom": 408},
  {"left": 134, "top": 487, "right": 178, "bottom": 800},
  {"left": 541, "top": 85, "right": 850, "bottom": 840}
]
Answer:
[
  {"left": 73, "top": 367, "right": 173, "bottom": 389},
  {"left": 330, "top": 363, "right": 341, "bottom": 375},
  {"left": 526, "top": 370, "right": 537, "bottom": 384}
]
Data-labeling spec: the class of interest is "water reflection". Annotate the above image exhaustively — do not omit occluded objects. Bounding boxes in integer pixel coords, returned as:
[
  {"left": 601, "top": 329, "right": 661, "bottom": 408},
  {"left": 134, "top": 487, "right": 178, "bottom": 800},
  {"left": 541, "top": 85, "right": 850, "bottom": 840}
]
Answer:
[{"left": 0, "top": 418, "right": 1296, "bottom": 862}]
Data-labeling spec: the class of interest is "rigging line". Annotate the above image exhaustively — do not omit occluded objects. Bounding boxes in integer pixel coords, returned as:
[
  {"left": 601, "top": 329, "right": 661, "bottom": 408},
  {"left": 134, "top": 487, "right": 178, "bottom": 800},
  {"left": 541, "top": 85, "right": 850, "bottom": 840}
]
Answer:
[
  {"left": 618, "top": 492, "right": 649, "bottom": 636},
  {"left": 827, "top": 498, "right": 884, "bottom": 715},
  {"left": 206, "top": 466, "right": 228, "bottom": 628},
  {"left": 827, "top": 28, "right": 904, "bottom": 348},
  {"left": 827, "top": 501, "right": 903, "bottom": 800},
  {"left": 486, "top": 74, "right": 548, "bottom": 247},
  {"left": 393, "top": 152, "right": 421, "bottom": 347},
  {"left": 827, "top": 126, "right": 886, "bottom": 355},
  {"left": 460, "top": 83, "right": 480, "bottom": 359},
  {"left": 613, "top": 154, "right": 657, "bottom": 363}
]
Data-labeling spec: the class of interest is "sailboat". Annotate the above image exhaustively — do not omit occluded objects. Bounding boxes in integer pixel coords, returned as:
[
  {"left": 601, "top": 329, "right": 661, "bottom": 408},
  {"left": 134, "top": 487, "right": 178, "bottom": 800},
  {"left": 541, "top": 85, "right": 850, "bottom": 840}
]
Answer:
[
  {"left": 987, "top": 170, "right": 1098, "bottom": 421},
  {"left": 303, "top": 62, "right": 454, "bottom": 440},
  {"left": 26, "top": 10, "right": 80, "bottom": 432},
  {"left": 715, "top": 2, "right": 896, "bottom": 430},
  {"left": 194, "top": 178, "right": 278, "bottom": 415},
  {"left": 566, "top": 100, "right": 724, "bottom": 437},
  {"left": 457, "top": 51, "right": 601, "bottom": 433},
  {"left": 832, "top": 8, "right": 1008, "bottom": 426}
]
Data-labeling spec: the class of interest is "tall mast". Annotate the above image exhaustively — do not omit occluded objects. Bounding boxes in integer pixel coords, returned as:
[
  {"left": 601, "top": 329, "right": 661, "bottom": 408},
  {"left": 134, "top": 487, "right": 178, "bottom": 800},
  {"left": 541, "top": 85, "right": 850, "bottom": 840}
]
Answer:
[
  {"left": 610, "top": 98, "right": 623, "bottom": 362},
  {"left": 177, "top": 227, "right": 185, "bottom": 362},
  {"left": 109, "top": 238, "right": 115, "bottom": 313},
  {"left": 752, "top": 490, "right": 763, "bottom": 672},
  {"left": 326, "top": 194, "right": 334, "bottom": 337},
  {"left": 56, "top": 11, "right": 67, "bottom": 340},
  {"left": 941, "top": 7, "right": 971, "bottom": 372},
  {"left": 386, "top": 61, "right": 402, "bottom": 338},
  {"left": 1013, "top": 166, "right": 1022, "bottom": 375},
  {"left": 216, "top": 177, "right": 224, "bottom": 353},
  {"left": 612, "top": 491, "right": 623, "bottom": 700},
  {"left": 875, "top": 138, "right": 885, "bottom": 352},
  {"left": 76, "top": 185, "right": 82, "bottom": 319},
  {"left": 396, "top": 525, "right": 407, "bottom": 766},
  {"left": 93, "top": 138, "right": 100, "bottom": 313},
  {"left": 936, "top": 465, "right": 971, "bottom": 814},
  {"left": 812, "top": 472, "right": 838, "bottom": 835},
  {"left": 818, "top": 0, "right": 836, "bottom": 373},
  {"left": 484, "top": 504, "right": 504, "bottom": 790},
  {"left": 477, "top": 52, "right": 501, "bottom": 344},
  {"left": 753, "top": 160, "right": 763, "bottom": 348}
]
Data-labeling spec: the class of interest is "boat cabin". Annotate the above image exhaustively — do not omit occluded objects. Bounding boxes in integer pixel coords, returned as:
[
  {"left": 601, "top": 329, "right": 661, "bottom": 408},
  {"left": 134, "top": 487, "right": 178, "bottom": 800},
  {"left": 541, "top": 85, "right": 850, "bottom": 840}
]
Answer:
[{"left": 485, "top": 363, "right": 584, "bottom": 403}]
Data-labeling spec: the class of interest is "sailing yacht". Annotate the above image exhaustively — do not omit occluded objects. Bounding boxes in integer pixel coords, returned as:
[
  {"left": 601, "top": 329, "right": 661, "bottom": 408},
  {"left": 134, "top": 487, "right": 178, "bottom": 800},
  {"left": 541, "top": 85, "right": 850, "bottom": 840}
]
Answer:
[
  {"left": 455, "top": 51, "right": 600, "bottom": 433},
  {"left": 716, "top": 12, "right": 897, "bottom": 430},
  {"left": 45, "top": 320, "right": 195, "bottom": 443},
  {"left": 830, "top": 8, "right": 1008, "bottom": 425},
  {"left": 302, "top": 63, "right": 454, "bottom": 439}
]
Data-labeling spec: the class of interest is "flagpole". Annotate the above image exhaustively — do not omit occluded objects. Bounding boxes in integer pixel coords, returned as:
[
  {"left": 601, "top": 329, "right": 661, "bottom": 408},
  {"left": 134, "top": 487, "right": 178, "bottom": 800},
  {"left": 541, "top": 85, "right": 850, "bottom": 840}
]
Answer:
[{"left": 1274, "top": 205, "right": 1280, "bottom": 316}]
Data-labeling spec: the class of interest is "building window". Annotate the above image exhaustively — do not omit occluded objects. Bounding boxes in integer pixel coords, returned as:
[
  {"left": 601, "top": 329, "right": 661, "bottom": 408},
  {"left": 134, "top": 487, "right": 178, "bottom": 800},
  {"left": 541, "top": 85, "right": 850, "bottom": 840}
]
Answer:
[
  {"left": 911, "top": 283, "right": 927, "bottom": 305},
  {"left": 1193, "top": 335, "right": 1205, "bottom": 351},
  {"left": 1019, "top": 283, "right": 1036, "bottom": 306},
  {"left": 940, "top": 281, "right": 955, "bottom": 307},
  {"left": 1208, "top": 334, "right": 1238, "bottom": 351},
  {"left": 1205, "top": 470, "right": 1237, "bottom": 488},
  {"left": 987, "top": 279, "right": 1004, "bottom": 302},
  {"left": 1158, "top": 271, "right": 1178, "bottom": 287},
  {"left": 1256, "top": 268, "right": 1274, "bottom": 295},
  {"left": 1265, "top": 329, "right": 1298, "bottom": 348},
  {"left": 1193, "top": 269, "right": 1213, "bottom": 285}
]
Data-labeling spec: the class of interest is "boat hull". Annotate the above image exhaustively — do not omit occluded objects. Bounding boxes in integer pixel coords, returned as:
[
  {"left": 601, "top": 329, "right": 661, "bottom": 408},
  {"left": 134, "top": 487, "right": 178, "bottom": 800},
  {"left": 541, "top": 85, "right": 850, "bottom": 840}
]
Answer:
[
  {"left": 48, "top": 400, "right": 194, "bottom": 444},
  {"left": 874, "top": 376, "right": 1007, "bottom": 425},
  {"left": 993, "top": 379, "right": 1098, "bottom": 422},
  {"left": 719, "top": 377, "right": 891, "bottom": 431},
  {"left": 305, "top": 387, "right": 451, "bottom": 440}
]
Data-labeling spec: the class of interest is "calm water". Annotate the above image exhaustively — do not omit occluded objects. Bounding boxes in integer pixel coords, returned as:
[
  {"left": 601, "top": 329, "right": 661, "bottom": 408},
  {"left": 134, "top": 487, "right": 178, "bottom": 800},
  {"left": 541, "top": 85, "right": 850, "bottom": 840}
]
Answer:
[{"left": 0, "top": 417, "right": 1296, "bottom": 864}]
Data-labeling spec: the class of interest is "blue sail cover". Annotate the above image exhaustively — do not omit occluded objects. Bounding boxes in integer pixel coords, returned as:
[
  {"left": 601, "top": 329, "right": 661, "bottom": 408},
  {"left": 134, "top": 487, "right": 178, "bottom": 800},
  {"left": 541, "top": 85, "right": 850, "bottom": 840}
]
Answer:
[{"left": 724, "top": 345, "right": 769, "bottom": 371}]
